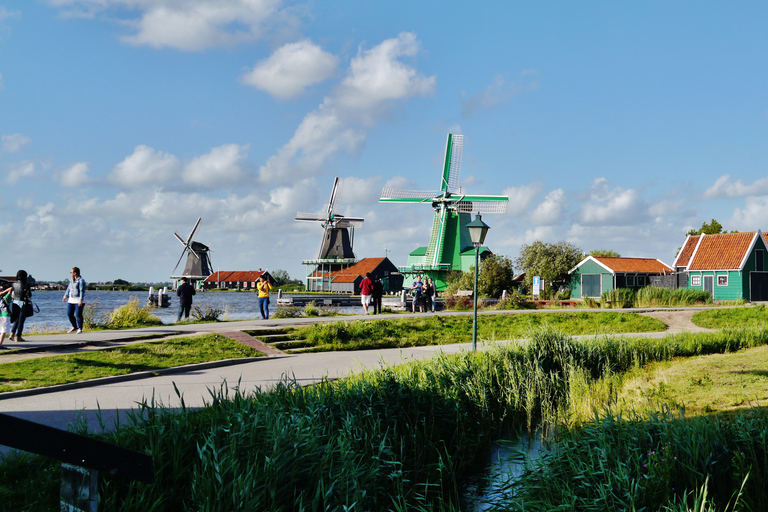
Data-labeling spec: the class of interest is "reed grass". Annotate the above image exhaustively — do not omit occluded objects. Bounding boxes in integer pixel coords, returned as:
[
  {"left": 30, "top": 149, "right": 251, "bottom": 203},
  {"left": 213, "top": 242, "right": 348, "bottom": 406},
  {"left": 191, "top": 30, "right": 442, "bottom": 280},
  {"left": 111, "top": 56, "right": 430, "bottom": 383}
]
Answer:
[
  {"left": 5, "top": 327, "right": 768, "bottom": 510},
  {"left": 635, "top": 286, "right": 713, "bottom": 307},
  {"left": 691, "top": 303, "right": 768, "bottom": 329}
]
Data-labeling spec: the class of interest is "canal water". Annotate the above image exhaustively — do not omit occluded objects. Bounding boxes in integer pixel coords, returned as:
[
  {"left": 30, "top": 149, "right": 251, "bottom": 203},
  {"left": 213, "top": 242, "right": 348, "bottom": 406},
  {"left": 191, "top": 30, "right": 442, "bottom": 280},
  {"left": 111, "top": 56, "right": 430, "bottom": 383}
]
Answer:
[{"left": 19, "top": 290, "right": 368, "bottom": 332}]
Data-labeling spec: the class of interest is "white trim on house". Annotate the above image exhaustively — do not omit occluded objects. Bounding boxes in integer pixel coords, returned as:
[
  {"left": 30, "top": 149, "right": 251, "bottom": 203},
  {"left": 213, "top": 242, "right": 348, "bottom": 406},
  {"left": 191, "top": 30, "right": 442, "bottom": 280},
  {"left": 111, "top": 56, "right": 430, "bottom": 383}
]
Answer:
[{"left": 569, "top": 255, "right": 614, "bottom": 274}]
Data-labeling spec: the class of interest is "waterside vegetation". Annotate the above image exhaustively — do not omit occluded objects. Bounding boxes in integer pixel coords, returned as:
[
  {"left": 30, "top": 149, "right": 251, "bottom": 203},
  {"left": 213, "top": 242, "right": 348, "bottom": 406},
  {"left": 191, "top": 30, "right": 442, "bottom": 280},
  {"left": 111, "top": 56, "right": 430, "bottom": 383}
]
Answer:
[{"left": 3, "top": 326, "right": 768, "bottom": 510}]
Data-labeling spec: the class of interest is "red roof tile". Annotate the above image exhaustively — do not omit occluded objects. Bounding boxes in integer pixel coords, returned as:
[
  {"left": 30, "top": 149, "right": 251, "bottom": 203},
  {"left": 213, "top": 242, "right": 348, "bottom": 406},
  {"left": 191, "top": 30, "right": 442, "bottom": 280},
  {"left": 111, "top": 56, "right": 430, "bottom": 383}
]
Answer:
[
  {"left": 687, "top": 232, "right": 758, "bottom": 271},
  {"left": 204, "top": 270, "right": 268, "bottom": 283},
  {"left": 309, "top": 258, "right": 387, "bottom": 282},
  {"left": 593, "top": 257, "right": 673, "bottom": 274},
  {"left": 673, "top": 235, "right": 699, "bottom": 268}
]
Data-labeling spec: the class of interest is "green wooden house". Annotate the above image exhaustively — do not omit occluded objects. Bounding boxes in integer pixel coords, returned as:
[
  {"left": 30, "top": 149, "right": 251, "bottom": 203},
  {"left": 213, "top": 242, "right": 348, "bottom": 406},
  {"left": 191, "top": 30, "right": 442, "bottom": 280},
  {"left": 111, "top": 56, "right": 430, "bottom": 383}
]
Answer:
[
  {"left": 569, "top": 256, "right": 673, "bottom": 299},
  {"left": 673, "top": 231, "right": 768, "bottom": 301}
]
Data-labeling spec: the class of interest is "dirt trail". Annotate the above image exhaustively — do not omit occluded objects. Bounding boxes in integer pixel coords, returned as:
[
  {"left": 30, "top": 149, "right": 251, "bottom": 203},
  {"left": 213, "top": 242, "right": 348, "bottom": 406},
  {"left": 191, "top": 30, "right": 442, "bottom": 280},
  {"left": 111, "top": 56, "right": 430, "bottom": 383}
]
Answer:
[{"left": 639, "top": 309, "right": 716, "bottom": 333}]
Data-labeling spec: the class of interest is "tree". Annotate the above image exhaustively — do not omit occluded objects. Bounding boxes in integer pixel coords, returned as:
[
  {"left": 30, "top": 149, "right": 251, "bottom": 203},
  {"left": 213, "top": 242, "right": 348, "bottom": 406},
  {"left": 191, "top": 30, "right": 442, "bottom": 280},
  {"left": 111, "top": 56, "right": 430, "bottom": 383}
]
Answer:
[
  {"left": 687, "top": 219, "right": 724, "bottom": 236},
  {"left": 443, "top": 255, "right": 516, "bottom": 298},
  {"left": 589, "top": 249, "right": 621, "bottom": 258},
  {"left": 515, "top": 241, "right": 584, "bottom": 293},
  {"left": 271, "top": 269, "right": 292, "bottom": 286},
  {"left": 113, "top": 278, "right": 130, "bottom": 286}
]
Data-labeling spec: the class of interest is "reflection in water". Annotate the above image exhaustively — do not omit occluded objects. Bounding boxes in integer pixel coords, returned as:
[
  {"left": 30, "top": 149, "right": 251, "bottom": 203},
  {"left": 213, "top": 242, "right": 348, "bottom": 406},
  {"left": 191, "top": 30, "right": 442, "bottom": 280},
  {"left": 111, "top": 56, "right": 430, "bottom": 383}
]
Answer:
[{"left": 464, "top": 429, "right": 546, "bottom": 511}]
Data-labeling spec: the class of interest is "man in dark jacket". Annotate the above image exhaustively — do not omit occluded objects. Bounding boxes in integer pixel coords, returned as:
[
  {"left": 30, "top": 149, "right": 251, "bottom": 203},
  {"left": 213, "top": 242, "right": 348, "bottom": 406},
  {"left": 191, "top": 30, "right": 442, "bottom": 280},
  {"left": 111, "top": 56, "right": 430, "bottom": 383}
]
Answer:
[{"left": 176, "top": 277, "right": 196, "bottom": 322}]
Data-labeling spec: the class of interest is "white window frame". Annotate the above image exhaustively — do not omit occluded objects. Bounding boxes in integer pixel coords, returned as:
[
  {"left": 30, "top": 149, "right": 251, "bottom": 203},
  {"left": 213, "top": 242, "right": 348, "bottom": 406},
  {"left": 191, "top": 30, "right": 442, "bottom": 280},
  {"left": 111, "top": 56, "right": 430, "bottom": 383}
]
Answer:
[
  {"left": 691, "top": 275, "right": 701, "bottom": 286},
  {"left": 717, "top": 275, "right": 728, "bottom": 286}
]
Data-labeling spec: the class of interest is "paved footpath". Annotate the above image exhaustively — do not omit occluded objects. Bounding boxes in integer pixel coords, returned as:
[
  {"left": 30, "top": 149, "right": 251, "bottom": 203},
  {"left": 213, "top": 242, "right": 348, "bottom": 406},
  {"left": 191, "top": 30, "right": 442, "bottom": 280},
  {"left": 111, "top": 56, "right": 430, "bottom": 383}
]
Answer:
[{"left": 0, "top": 307, "right": 710, "bottom": 456}]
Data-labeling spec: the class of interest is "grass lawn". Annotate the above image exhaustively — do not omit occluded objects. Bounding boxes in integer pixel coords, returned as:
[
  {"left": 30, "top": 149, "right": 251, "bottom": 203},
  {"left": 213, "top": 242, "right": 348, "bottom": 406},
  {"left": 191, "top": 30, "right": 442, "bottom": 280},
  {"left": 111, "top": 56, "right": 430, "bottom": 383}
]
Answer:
[
  {"left": 618, "top": 344, "right": 768, "bottom": 416},
  {"left": 292, "top": 311, "right": 667, "bottom": 351},
  {"left": 692, "top": 304, "right": 768, "bottom": 329},
  {"left": 0, "top": 334, "right": 260, "bottom": 393}
]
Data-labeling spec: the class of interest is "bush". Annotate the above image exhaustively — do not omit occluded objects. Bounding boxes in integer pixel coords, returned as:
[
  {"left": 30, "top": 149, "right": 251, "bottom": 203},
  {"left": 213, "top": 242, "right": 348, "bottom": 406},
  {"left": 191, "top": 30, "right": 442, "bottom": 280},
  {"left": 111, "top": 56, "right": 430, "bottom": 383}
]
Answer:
[
  {"left": 106, "top": 297, "right": 163, "bottom": 329},
  {"left": 496, "top": 290, "right": 534, "bottom": 310},
  {"left": 271, "top": 306, "right": 303, "bottom": 318},
  {"left": 190, "top": 305, "right": 223, "bottom": 322},
  {"left": 444, "top": 295, "right": 472, "bottom": 311}
]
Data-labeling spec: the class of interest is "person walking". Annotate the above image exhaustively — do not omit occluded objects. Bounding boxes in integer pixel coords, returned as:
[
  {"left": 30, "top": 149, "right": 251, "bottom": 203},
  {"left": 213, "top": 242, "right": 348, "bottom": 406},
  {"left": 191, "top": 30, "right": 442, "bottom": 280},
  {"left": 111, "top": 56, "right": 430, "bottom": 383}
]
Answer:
[
  {"left": 176, "top": 277, "right": 196, "bottom": 322},
  {"left": 256, "top": 276, "right": 273, "bottom": 319},
  {"left": 372, "top": 275, "right": 383, "bottom": 315},
  {"left": 360, "top": 273, "right": 374, "bottom": 315},
  {"left": 0, "top": 286, "right": 12, "bottom": 349},
  {"left": 62, "top": 267, "right": 86, "bottom": 334},
  {"left": 9, "top": 269, "right": 32, "bottom": 342}
]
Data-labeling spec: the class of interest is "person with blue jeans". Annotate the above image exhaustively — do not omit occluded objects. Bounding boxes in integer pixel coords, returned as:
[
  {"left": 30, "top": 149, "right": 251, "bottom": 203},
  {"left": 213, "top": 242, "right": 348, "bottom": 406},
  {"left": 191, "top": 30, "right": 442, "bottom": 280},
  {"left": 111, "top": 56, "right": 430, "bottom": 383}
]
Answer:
[
  {"left": 9, "top": 269, "right": 32, "bottom": 342},
  {"left": 256, "top": 276, "right": 273, "bottom": 319},
  {"left": 62, "top": 267, "right": 86, "bottom": 334}
]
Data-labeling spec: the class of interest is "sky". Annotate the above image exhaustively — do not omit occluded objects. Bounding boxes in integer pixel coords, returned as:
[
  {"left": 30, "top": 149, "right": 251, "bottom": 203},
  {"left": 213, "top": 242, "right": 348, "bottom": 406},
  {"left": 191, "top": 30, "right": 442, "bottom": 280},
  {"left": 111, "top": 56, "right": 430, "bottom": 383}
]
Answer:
[{"left": 2, "top": 1, "right": 768, "bottom": 284}]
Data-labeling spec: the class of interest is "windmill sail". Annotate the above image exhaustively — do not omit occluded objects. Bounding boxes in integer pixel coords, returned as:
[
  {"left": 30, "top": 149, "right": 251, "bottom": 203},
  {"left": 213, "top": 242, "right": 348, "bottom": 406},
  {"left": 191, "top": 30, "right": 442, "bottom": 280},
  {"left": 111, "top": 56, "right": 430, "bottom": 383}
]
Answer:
[
  {"left": 379, "top": 133, "right": 509, "bottom": 290},
  {"left": 171, "top": 217, "right": 213, "bottom": 280}
]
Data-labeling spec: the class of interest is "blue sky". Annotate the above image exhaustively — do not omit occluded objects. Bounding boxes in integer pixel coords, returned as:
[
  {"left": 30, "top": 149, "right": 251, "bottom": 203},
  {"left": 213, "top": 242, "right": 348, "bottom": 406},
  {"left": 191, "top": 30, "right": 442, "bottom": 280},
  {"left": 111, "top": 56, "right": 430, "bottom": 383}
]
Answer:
[{"left": 2, "top": 1, "right": 768, "bottom": 283}]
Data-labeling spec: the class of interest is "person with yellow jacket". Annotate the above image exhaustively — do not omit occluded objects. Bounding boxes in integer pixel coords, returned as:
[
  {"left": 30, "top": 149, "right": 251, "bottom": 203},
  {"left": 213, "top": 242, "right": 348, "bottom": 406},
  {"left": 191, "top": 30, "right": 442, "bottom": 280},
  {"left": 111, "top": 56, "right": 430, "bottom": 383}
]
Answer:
[{"left": 256, "top": 276, "right": 273, "bottom": 319}]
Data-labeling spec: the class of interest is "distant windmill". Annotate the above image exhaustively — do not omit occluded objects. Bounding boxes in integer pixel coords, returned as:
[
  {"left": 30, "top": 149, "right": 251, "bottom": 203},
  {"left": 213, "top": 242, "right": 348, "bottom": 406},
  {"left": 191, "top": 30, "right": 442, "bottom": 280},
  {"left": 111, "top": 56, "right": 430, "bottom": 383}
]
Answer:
[
  {"left": 380, "top": 133, "right": 508, "bottom": 290},
  {"left": 171, "top": 217, "right": 214, "bottom": 280},
  {"left": 295, "top": 177, "right": 365, "bottom": 260}
]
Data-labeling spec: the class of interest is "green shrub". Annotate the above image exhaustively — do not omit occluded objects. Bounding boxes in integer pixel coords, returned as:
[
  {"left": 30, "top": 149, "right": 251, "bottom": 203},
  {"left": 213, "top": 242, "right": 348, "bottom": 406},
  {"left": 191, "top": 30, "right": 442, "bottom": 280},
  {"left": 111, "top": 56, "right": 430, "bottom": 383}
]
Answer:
[
  {"left": 601, "top": 288, "right": 636, "bottom": 307},
  {"left": 496, "top": 290, "right": 534, "bottom": 310},
  {"left": 106, "top": 297, "right": 163, "bottom": 329},
  {"left": 636, "top": 286, "right": 713, "bottom": 307},
  {"left": 271, "top": 306, "right": 303, "bottom": 318},
  {"left": 190, "top": 305, "right": 223, "bottom": 322}
]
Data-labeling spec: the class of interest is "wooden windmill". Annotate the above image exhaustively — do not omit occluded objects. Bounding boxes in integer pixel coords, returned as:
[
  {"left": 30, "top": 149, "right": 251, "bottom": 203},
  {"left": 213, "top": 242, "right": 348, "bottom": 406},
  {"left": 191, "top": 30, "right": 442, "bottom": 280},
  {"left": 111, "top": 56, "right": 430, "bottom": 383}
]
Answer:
[
  {"left": 171, "top": 217, "right": 214, "bottom": 283},
  {"left": 295, "top": 178, "right": 364, "bottom": 291},
  {"left": 380, "top": 133, "right": 508, "bottom": 290}
]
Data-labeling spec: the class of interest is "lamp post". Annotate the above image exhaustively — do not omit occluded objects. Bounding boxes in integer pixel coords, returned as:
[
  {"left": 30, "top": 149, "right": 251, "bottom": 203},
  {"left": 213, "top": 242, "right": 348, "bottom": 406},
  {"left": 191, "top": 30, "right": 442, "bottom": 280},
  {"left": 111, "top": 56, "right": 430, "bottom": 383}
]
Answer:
[{"left": 467, "top": 213, "right": 490, "bottom": 351}]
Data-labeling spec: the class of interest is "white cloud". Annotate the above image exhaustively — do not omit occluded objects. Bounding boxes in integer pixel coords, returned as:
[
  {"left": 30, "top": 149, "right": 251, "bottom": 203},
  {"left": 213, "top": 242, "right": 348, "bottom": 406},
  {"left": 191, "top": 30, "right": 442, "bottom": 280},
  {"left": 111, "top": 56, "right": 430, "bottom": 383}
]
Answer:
[
  {"left": 461, "top": 72, "right": 540, "bottom": 117},
  {"left": 107, "top": 145, "right": 181, "bottom": 187},
  {"left": 242, "top": 40, "right": 338, "bottom": 99},
  {"left": 1, "top": 133, "right": 31, "bottom": 153},
  {"left": 4, "top": 160, "right": 34, "bottom": 184},
  {"left": 258, "top": 33, "right": 435, "bottom": 185},
  {"left": 50, "top": 0, "right": 291, "bottom": 51},
  {"left": 59, "top": 162, "right": 92, "bottom": 187},
  {"left": 334, "top": 32, "right": 436, "bottom": 117},
  {"left": 183, "top": 143, "right": 250, "bottom": 187},
  {"left": 530, "top": 189, "right": 566, "bottom": 225},
  {"left": 730, "top": 196, "right": 768, "bottom": 230},
  {"left": 703, "top": 174, "right": 768, "bottom": 199},
  {"left": 503, "top": 182, "right": 544, "bottom": 217},
  {"left": 577, "top": 178, "right": 645, "bottom": 225}
]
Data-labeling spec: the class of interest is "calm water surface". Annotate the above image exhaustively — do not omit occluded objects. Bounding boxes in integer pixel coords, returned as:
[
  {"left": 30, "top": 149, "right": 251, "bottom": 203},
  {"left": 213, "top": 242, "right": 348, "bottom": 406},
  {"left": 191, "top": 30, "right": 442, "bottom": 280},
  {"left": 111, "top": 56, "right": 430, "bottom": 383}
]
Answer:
[{"left": 23, "top": 290, "right": 366, "bottom": 332}]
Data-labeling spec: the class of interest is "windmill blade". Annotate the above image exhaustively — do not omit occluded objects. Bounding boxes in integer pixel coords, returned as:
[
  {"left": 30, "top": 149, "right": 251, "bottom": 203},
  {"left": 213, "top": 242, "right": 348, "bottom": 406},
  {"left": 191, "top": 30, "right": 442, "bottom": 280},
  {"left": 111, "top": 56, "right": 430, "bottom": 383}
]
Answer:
[
  {"left": 295, "top": 212, "right": 327, "bottom": 222},
  {"left": 186, "top": 217, "right": 202, "bottom": 245},
  {"left": 441, "top": 133, "right": 463, "bottom": 192},
  {"left": 327, "top": 177, "right": 343, "bottom": 217},
  {"left": 455, "top": 199, "right": 509, "bottom": 214},
  {"left": 172, "top": 248, "right": 187, "bottom": 274},
  {"left": 174, "top": 232, "right": 187, "bottom": 246},
  {"left": 174, "top": 232, "right": 200, "bottom": 259},
  {"left": 380, "top": 187, "right": 442, "bottom": 201},
  {"left": 336, "top": 219, "right": 365, "bottom": 229}
]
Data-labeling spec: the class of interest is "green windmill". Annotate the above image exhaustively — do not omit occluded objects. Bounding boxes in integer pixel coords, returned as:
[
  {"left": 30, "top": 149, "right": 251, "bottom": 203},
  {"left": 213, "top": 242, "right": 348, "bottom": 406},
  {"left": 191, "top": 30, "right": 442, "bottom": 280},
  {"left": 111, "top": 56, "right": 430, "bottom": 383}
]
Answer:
[{"left": 380, "top": 133, "right": 508, "bottom": 291}]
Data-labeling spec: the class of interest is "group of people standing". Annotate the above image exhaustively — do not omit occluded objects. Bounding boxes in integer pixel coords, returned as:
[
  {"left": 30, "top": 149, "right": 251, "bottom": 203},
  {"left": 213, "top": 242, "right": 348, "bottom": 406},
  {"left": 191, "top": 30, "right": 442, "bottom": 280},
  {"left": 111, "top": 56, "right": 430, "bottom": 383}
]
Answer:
[
  {"left": 410, "top": 275, "right": 437, "bottom": 313},
  {"left": 0, "top": 267, "right": 86, "bottom": 348}
]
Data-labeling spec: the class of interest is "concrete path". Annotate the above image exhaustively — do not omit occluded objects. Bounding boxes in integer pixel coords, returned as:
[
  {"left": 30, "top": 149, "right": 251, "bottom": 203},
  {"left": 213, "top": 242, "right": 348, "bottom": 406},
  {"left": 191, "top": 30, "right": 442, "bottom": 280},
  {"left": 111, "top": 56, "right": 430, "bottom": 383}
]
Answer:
[{"left": 0, "top": 306, "right": 719, "bottom": 457}]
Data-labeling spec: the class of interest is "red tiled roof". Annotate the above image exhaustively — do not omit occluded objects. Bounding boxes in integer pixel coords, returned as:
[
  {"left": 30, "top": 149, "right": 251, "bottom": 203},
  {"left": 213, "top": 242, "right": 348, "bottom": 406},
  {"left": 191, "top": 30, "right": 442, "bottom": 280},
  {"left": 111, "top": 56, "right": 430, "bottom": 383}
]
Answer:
[
  {"left": 309, "top": 258, "right": 387, "bottom": 282},
  {"left": 594, "top": 257, "right": 673, "bottom": 274},
  {"left": 204, "top": 270, "right": 268, "bottom": 283},
  {"left": 673, "top": 235, "right": 699, "bottom": 268},
  {"left": 688, "top": 232, "right": 758, "bottom": 271}
]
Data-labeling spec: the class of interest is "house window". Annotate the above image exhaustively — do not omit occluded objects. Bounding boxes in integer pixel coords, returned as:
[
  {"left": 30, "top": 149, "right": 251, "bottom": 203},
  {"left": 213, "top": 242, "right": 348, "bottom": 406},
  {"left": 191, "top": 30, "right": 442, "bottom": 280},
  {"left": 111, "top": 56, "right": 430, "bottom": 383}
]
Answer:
[
  {"left": 637, "top": 276, "right": 646, "bottom": 287},
  {"left": 626, "top": 276, "right": 635, "bottom": 287},
  {"left": 717, "top": 275, "right": 728, "bottom": 286},
  {"left": 691, "top": 275, "right": 701, "bottom": 286},
  {"left": 757, "top": 250, "right": 765, "bottom": 272}
]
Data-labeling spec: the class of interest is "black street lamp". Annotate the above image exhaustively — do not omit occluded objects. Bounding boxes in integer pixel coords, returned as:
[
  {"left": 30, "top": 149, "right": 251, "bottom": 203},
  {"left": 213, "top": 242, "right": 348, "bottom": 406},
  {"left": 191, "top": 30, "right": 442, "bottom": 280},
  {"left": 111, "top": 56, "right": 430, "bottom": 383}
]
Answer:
[{"left": 467, "top": 214, "right": 490, "bottom": 351}]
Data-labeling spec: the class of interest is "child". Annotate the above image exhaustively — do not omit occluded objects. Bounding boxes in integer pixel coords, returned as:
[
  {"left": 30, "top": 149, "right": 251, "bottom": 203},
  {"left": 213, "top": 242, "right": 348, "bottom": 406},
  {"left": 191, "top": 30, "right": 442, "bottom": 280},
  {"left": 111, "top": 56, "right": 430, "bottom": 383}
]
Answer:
[{"left": 0, "top": 286, "right": 12, "bottom": 349}]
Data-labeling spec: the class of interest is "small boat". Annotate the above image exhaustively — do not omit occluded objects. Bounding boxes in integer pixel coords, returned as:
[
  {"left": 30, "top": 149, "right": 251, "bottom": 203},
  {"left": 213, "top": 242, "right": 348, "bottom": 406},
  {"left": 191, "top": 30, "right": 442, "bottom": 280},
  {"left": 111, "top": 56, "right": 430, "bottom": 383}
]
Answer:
[{"left": 148, "top": 286, "right": 171, "bottom": 308}]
